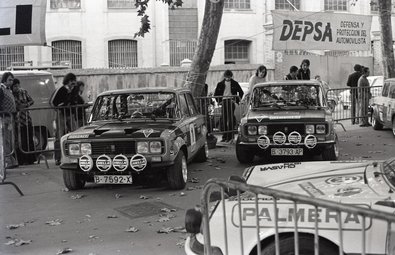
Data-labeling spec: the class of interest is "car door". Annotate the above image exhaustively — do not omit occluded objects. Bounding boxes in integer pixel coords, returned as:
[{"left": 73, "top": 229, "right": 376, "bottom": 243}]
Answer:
[
  {"left": 378, "top": 82, "right": 390, "bottom": 124},
  {"left": 178, "top": 93, "right": 196, "bottom": 160},
  {"left": 185, "top": 92, "right": 206, "bottom": 153},
  {"left": 383, "top": 83, "right": 395, "bottom": 126}
]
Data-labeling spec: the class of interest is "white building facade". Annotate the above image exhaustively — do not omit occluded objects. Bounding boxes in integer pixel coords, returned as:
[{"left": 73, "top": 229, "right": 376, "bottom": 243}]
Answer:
[{"left": 0, "top": 0, "right": 392, "bottom": 75}]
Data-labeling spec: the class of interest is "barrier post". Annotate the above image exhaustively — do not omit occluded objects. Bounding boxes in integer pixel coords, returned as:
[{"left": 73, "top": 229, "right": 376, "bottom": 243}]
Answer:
[{"left": 0, "top": 117, "right": 24, "bottom": 196}]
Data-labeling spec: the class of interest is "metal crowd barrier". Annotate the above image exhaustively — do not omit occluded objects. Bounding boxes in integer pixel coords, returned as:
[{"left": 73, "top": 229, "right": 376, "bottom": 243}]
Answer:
[
  {"left": 199, "top": 178, "right": 395, "bottom": 255},
  {"left": 197, "top": 95, "right": 244, "bottom": 140},
  {"left": 326, "top": 86, "right": 383, "bottom": 125}
]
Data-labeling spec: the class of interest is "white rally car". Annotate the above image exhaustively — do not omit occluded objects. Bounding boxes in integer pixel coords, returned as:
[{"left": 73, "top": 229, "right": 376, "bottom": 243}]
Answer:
[{"left": 185, "top": 158, "right": 395, "bottom": 255}]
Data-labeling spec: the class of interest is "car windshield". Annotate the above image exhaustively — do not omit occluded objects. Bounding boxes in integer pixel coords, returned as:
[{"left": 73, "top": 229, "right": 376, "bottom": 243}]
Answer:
[
  {"left": 91, "top": 92, "right": 179, "bottom": 121},
  {"left": 251, "top": 84, "right": 324, "bottom": 109},
  {"left": 382, "top": 158, "right": 395, "bottom": 188}
]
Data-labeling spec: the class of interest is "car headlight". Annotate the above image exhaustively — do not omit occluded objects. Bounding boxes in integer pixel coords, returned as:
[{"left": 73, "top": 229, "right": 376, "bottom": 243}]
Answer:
[
  {"left": 137, "top": 142, "right": 149, "bottom": 154},
  {"left": 258, "top": 125, "right": 267, "bottom": 135},
  {"left": 316, "top": 124, "right": 326, "bottom": 134},
  {"left": 305, "top": 125, "right": 315, "bottom": 134},
  {"left": 68, "top": 143, "right": 80, "bottom": 156},
  {"left": 80, "top": 143, "right": 91, "bottom": 155},
  {"left": 247, "top": 126, "right": 257, "bottom": 135},
  {"left": 150, "top": 141, "right": 162, "bottom": 154}
]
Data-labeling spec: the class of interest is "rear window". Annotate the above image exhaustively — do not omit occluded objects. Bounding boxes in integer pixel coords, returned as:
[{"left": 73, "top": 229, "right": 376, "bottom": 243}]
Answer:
[{"left": 15, "top": 74, "right": 55, "bottom": 106}]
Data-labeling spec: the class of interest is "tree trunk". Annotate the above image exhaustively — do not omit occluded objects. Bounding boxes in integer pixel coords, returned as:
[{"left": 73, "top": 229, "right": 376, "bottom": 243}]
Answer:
[
  {"left": 378, "top": 0, "right": 395, "bottom": 78},
  {"left": 184, "top": 0, "right": 224, "bottom": 97}
]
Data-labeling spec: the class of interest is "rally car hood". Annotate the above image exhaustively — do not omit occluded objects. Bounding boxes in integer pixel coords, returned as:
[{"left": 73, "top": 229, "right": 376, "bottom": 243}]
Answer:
[
  {"left": 66, "top": 120, "right": 181, "bottom": 139},
  {"left": 246, "top": 109, "right": 326, "bottom": 123},
  {"left": 245, "top": 161, "right": 389, "bottom": 201}
]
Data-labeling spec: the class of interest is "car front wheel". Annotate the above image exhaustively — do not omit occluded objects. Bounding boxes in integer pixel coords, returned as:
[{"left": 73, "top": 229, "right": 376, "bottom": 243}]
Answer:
[
  {"left": 261, "top": 236, "right": 338, "bottom": 255},
  {"left": 322, "top": 135, "right": 339, "bottom": 161},
  {"left": 372, "top": 112, "right": 383, "bottom": 130},
  {"left": 167, "top": 150, "right": 187, "bottom": 190},
  {"left": 194, "top": 142, "right": 208, "bottom": 163},
  {"left": 63, "top": 170, "right": 86, "bottom": 190},
  {"left": 236, "top": 140, "right": 254, "bottom": 163}
]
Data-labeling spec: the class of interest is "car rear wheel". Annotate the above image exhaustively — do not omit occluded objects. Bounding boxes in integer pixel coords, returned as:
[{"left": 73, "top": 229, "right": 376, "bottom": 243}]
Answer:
[
  {"left": 322, "top": 135, "right": 339, "bottom": 161},
  {"left": 372, "top": 112, "right": 383, "bottom": 130},
  {"left": 167, "top": 150, "right": 187, "bottom": 190},
  {"left": 63, "top": 170, "right": 86, "bottom": 190},
  {"left": 236, "top": 140, "right": 254, "bottom": 164},
  {"left": 194, "top": 142, "right": 209, "bottom": 162},
  {"left": 261, "top": 236, "right": 338, "bottom": 255}
]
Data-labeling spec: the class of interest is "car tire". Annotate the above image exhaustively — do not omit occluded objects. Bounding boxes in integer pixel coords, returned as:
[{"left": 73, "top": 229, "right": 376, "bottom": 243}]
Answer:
[
  {"left": 194, "top": 142, "right": 209, "bottom": 163},
  {"left": 261, "top": 235, "right": 338, "bottom": 255},
  {"left": 392, "top": 118, "right": 395, "bottom": 137},
  {"left": 236, "top": 140, "right": 254, "bottom": 164},
  {"left": 167, "top": 150, "right": 187, "bottom": 190},
  {"left": 322, "top": 134, "right": 339, "bottom": 161},
  {"left": 63, "top": 170, "right": 86, "bottom": 190},
  {"left": 372, "top": 112, "right": 383, "bottom": 130}
]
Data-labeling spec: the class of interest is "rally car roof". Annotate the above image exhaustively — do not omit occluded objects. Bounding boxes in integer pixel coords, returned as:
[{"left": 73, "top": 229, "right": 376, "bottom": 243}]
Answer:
[
  {"left": 0, "top": 70, "right": 54, "bottom": 76},
  {"left": 98, "top": 87, "right": 191, "bottom": 97},
  {"left": 254, "top": 80, "right": 321, "bottom": 88}
]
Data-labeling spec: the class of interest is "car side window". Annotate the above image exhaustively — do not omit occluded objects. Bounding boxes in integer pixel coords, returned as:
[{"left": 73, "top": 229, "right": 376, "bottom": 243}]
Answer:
[
  {"left": 382, "top": 82, "right": 390, "bottom": 97},
  {"left": 179, "top": 94, "right": 190, "bottom": 117},
  {"left": 390, "top": 84, "right": 395, "bottom": 99},
  {"left": 185, "top": 93, "right": 198, "bottom": 116}
]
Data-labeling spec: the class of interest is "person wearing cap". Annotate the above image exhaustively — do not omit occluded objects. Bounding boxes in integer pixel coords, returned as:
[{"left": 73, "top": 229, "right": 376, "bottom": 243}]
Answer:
[{"left": 346, "top": 64, "right": 363, "bottom": 124}]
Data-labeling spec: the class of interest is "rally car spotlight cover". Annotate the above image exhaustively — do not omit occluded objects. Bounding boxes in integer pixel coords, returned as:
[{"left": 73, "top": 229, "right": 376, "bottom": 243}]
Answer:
[{"left": 59, "top": 87, "right": 207, "bottom": 190}]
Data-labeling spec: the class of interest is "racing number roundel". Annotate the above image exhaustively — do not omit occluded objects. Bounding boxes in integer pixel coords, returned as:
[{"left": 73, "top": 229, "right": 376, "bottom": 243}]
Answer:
[{"left": 130, "top": 154, "right": 147, "bottom": 172}]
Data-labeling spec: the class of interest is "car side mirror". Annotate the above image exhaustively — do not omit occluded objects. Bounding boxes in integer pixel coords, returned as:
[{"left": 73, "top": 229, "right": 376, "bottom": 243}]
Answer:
[{"left": 227, "top": 175, "right": 246, "bottom": 197}]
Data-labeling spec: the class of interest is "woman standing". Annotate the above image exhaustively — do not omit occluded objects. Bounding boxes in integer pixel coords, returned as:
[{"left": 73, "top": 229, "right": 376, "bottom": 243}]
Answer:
[
  {"left": 248, "top": 65, "right": 267, "bottom": 96},
  {"left": 297, "top": 59, "right": 311, "bottom": 80}
]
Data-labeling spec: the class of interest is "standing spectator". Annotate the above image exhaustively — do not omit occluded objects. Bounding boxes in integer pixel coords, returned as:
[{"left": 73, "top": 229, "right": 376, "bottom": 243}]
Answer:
[
  {"left": 284, "top": 66, "right": 299, "bottom": 80},
  {"left": 346, "top": 64, "right": 362, "bottom": 125},
  {"left": 0, "top": 72, "right": 18, "bottom": 168},
  {"left": 69, "top": 81, "right": 86, "bottom": 128},
  {"left": 247, "top": 65, "right": 267, "bottom": 96},
  {"left": 297, "top": 59, "right": 311, "bottom": 80},
  {"left": 214, "top": 70, "right": 244, "bottom": 142},
  {"left": 11, "top": 78, "right": 36, "bottom": 165},
  {"left": 50, "top": 72, "right": 76, "bottom": 165},
  {"left": 358, "top": 67, "right": 371, "bottom": 127},
  {"left": 315, "top": 75, "right": 330, "bottom": 93}
]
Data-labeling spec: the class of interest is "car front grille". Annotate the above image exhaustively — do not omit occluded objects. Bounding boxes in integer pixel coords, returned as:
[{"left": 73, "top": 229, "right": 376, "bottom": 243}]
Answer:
[
  {"left": 91, "top": 141, "right": 136, "bottom": 155},
  {"left": 268, "top": 124, "right": 305, "bottom": 135}
]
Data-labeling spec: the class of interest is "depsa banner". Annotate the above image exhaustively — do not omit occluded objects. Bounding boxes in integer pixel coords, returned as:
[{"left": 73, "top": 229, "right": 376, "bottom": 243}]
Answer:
[
  {"left": 272, "top": 10, "right": 372, "bottom": 51},
  {"left": 0, "top": 0, "right": 47, "bottom": 46}
]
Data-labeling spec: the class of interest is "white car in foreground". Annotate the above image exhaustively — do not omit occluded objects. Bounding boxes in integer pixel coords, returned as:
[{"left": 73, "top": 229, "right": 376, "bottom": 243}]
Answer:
[{"left": 185, "top": 158, "right": 395, "bottom": 255}]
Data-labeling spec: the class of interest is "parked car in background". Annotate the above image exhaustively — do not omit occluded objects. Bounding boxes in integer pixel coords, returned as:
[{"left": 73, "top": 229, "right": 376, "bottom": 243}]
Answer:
[
  {"left": 185, "top": 158, "right": 395, "bottom": 255},
  {"left": 236, "top": 80, "right": 339, "bottom": 163},
  {"left": 370, "top": 78, "right": 395, "bottom": 136},
  {"left": 0, "top": 70, "right": 56, "bottom": 150},
  {"left": 60, "top": 87, "right": 208, "bottom": 190}
]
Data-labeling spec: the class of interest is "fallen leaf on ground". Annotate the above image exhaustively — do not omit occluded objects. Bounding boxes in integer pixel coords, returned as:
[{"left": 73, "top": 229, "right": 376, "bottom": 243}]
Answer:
[
  {"left": 173, "top": 226, "right": 186, "bottom": 233},
  {"left": 187, "top": 178, "right": 200, "bottom": 183},
  {"left": 14, "top": 239, "right": 32, "bottom": 247},
  {"left": 125, "top": 227, "right": 139, "bottom": 233},
  {"left": 139, "top": 195, "right": 150, "bottom": 199},
  {"left": 115, "top": 193, "right": 123, "bottom": 199},
  {"left": 71, "top": 194, "right": 85, "bottom": 199},
  {"left": 6, "top": 223, "right": 25, "bottom": 230},
  {"left": 180, "top": 192, "right": 186, "bottom": 197},
  {"left": 56, "top": 248, "right": 73, "bottom": 254},
  {"left": 45, "top": 219, "right": 63, "bottom": 226},
  {"left": 157, "top": 227, "right": 174, "bottom": 234},
  {"left": 160, "top": 208, "right": 176, "bottom": 213},
  {"left": 157, "top": 216, "right": 170, "bottom": 222},
  {"left": 4, "top": 240, "right": 16, "bottom": 245},
  {"left": 107, "top": 215, "right": 118, "bottom": 219}
]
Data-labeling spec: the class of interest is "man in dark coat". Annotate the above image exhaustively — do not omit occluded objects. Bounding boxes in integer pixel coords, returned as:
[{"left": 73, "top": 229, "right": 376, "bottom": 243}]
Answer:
[
  {"left": 214, "top": 70, "right": 244, "bottom": 142},
  {"left": 346, "top": 64, "right": 362, "bottom": 124}
]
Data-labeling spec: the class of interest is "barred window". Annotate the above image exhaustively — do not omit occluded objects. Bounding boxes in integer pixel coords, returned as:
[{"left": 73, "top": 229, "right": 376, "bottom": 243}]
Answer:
[
  {"left": 0, "top": 46, "right": 24, "bottom": 71},
  {"left": 224, "top": 40, "right": 250, "bottom": 64},
  {"left": 324, "top": 0, "right": 348, "bottom": 11},
  {"left": 224, "top": 0, "right": 250, "bottom": 9},
  {"left": 275, "top": 0, "right": 300, "bottom": 10},
  {"left": 52, "top": 40, "right": 82, "bottom": 69},
  {"left": 169, "top": 40, "right": 197, "bottom": 66},
  {"left": 108, "top": 40, "right": 138, "bottom": 68},
  {"left": 50, "top": 0, "right": 81, "bottom": 9},
  {"left": 107, "top": 0, "right": 136, "bottom": 9}
]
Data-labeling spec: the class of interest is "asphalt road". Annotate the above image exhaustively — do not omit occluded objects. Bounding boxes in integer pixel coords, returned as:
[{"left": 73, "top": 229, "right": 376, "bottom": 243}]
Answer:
[{"left": 0, "top": 122, "right": 394, "bottom": 255}]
